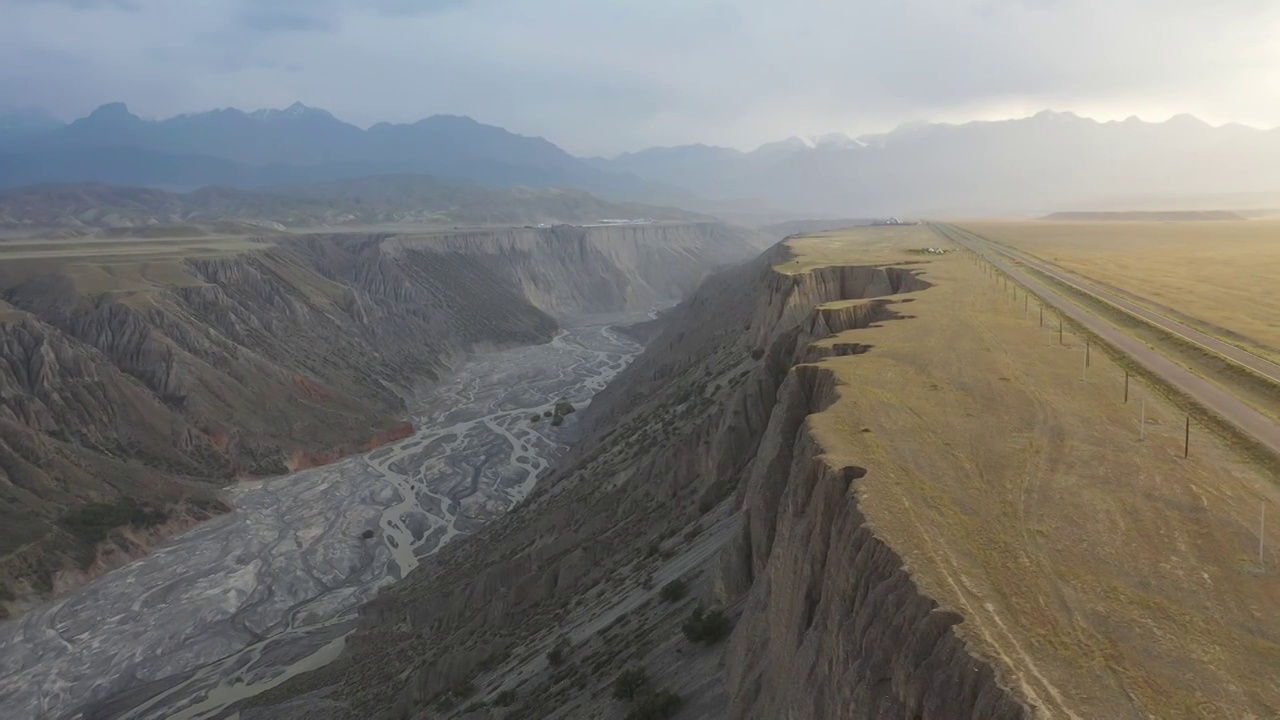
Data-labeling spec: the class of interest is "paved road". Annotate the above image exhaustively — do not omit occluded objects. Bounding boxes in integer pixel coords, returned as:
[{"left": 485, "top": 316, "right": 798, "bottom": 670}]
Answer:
[
  {"left": 932, "top": 223, "right": 1280, "bottom": 458},
  {"left": 952, "top": 226, "right": 1280, "bottom": 384}
]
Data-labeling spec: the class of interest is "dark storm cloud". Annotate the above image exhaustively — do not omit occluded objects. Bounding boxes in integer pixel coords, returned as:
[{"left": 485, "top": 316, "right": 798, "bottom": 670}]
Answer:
[
  {"left": 231, "top": 0, "right": 471, "bottom": 30},
  {"left": 0, "top": 0, "right": 1277, "bottom": 154},
  {"left": 237, "top": 10, "right": 334, "bottom": 33}
]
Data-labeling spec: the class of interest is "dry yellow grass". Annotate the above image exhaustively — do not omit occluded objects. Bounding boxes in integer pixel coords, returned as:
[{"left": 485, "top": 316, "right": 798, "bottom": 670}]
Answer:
[
  {"left": 956, "top": 219, "right": 1280, "bottom": 363},
  {"left": 775, "top": 224, "right": 935, "bottom": 273},
  {"left": 0, "top": 299, "right": 22, "bottom": 323},
  {"left": 0, "top": 235, "right": 271, "bottom": 296},
  {"left": 782, "top": 226, "right": 1280, "bottom": 718},
  {"left": 0, "top": 236, "right": 269, "bottom": 261},
  {"left": 58, "top": 261, "right": 209, "bottom": 295}
]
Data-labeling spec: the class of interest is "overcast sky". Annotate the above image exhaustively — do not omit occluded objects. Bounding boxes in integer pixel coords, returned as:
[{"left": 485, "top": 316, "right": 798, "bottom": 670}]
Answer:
[{"left": 1, "top": 0, "right": 1278, "bottom": 156}]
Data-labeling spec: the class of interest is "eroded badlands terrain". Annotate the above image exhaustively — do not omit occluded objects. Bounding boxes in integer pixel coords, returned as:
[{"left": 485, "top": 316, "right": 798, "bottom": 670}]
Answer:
[{"left": 0, "top": 317, "right": 643, "bottom": 720}]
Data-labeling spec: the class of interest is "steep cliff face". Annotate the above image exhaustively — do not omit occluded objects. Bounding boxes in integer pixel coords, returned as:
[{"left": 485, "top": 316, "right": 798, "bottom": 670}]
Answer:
[
  {"left": 0, "top": 222, "right": 759, "bottom": 613},
  {"left": 718, "top": 369, "right": 1024, "bottom": 720},
  {"left": 246, "top": 238, "right": 1024, "bottom": 719},
  {"left": 385, "top": 222, "right": 766, "bottom": 316}
]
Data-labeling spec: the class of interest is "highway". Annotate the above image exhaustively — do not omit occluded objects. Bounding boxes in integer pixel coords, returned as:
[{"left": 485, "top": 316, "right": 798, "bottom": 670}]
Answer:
[
  {"left": 948, "top": 225, "right": 1280, "bottom": 385},
  {"left": 932, "top": 223, "right": 1280, "bottom": 458}
]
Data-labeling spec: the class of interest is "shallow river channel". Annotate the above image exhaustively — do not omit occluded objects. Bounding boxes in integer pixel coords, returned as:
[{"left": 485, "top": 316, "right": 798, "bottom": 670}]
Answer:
[{"left": 0, "top": 316, "right": 644, "bottom": 720}]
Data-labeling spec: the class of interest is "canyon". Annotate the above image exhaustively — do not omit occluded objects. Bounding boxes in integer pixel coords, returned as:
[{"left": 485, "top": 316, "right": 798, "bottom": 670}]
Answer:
[
  {"left": 233, "top": 228, "right": 1023, "bottom": 719},
  {"left": 4, "top": 219, "right": 1276, "bottom": 720},
  {"left": 0, "top": 221, "right": 762, "bottom": 616},
  {"left": 237, "top": 224, "right": 1278, "bottom": 720}
]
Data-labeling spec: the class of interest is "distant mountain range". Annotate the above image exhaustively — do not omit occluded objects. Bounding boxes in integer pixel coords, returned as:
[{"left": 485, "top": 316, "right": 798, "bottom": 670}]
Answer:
[
  {"left": 4, "top": 105, "right": 1280, "bottom": 217},
  {"left": 0, "top": 176, "right": 705, "bottom": 233},
  {"left": 0, "top": 103, "right": 685, "bottom": 204},
  {"left": 589, "top": 111, "right": 1280, "bottom": 215}
]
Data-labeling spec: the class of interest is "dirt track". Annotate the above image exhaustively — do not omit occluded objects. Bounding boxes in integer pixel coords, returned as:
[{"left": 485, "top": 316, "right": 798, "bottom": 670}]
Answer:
[{"left": 934, "top": 223, "right": 1280, "bottom": 458}]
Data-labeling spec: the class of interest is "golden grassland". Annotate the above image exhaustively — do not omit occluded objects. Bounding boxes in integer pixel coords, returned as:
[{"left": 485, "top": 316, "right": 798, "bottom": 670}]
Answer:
[
  {"left": 775, "top": 224, "right": 933, "bottom": 273},
  {"left": 783, "top": 225, "right": 1280, "bottom": 718},
  {"left": 955, "top": 219, "right": 1280, "bottom": 363},
  {"left": 0, "top": 235, "right": 271, "bottom": 297}
]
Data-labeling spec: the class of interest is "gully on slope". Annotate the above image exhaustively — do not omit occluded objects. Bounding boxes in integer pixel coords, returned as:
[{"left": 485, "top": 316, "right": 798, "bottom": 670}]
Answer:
[{"left": 0, "top": 316, "right": 645, "bottom": 720}]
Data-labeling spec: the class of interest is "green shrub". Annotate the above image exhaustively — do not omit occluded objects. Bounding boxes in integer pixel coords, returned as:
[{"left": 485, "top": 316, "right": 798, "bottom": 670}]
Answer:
[
  {"left": 550, "top": 415, "right": 564, "bottom": 427},
  {"left": 681, "top": 606, "right": 732, "bottom": 644},
  {"left": 453, "top": 679, "right": 476, "bottom": 697},
  {"left": 625, "top": 689, "right": 682, "bottom": 720},
  {"left": 530, "top": 414, "right": 541, "bottom": 422},
  {"left": 495, "top": 689, "right": 517, "bottom": 707},
  {"left": 60, "top": 498, "right": 169, "bottom": 548},
  {"left": 554, "top": 401, "right": 576, "bottom": 416},
  {"left": 612, "top": 667, "right": 650, "bottom": 700},
  {"left": 547, "top": 635, "right": 571, "bottom": 666},
  {"left": 477, "top": 647, "right": 512, "bottom": 673},
  {"left": 658, "top": 578, "right": 688, "bottom": 603}
]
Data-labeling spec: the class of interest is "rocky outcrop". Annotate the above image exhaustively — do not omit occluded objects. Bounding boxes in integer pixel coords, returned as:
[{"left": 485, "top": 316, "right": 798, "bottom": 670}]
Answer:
[
  {"left": 0, "top": 222, "right": 759, "bottom": 614},
  {"left": 246, "top": 241, "right": 1022, "bottom": 719}
]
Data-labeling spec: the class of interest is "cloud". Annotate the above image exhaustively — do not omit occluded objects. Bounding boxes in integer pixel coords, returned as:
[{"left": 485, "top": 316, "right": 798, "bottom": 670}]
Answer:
[
  {"left": 236, "top": 9, "right": 333, "bottom": 33},
  {"left": 228, "top": 0, "right": 472, "bottom": 32},
  {"left": 0, "top": 0, "right": 1277, "bottom": 154},
  {"left": 0, "top": 0, "right": 141, "bottom": 8}
]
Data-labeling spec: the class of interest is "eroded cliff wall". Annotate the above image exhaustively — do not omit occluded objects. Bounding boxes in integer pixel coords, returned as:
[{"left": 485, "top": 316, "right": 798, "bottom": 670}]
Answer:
[{"left": 719, "top": 368, "right": 1024, "bottom": 720}]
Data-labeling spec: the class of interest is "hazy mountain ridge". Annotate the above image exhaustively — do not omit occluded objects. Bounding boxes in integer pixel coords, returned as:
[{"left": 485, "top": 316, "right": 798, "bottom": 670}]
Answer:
[
  {"left": 0, "top": 176, "right": 706, "bottom": 231},
  {"left": 0, "top": 103, "right": 685, "bottom": 203},
  {"left": 595, "top": 111, "right": 1280, "bottom": 215},
  {"left": 8, "top": 104, "right": 1280, "bottom": 217}
]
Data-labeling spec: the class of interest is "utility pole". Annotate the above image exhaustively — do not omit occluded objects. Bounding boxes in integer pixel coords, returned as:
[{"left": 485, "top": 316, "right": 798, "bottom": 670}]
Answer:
[
  {"left": 1140, "top": 399, "right": 1146, "bottom": 441},
  {"left": 1261, "top": 502, "right": 1267, "bottom": 568},
  {"left": 1086, "top": 340, "right": 1091, "bottom": 368},
  {"left": 1124, "top": 371, "right": 1129, "bottom": 403},
  {"left": 1039, "top": 305, "right": 1044, "bottom": 327},
  {"left": 1184, "top": 415, "right": 1190, "bottom": 458},
  {"left": 1058, "top": 319, "right": 1063, "bottom": 345}
]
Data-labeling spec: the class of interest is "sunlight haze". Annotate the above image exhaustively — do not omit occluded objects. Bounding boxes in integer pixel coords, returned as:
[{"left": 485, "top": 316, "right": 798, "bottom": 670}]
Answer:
[{"left": 2, "top": 0, "right": 1278, "bottom": 154}]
